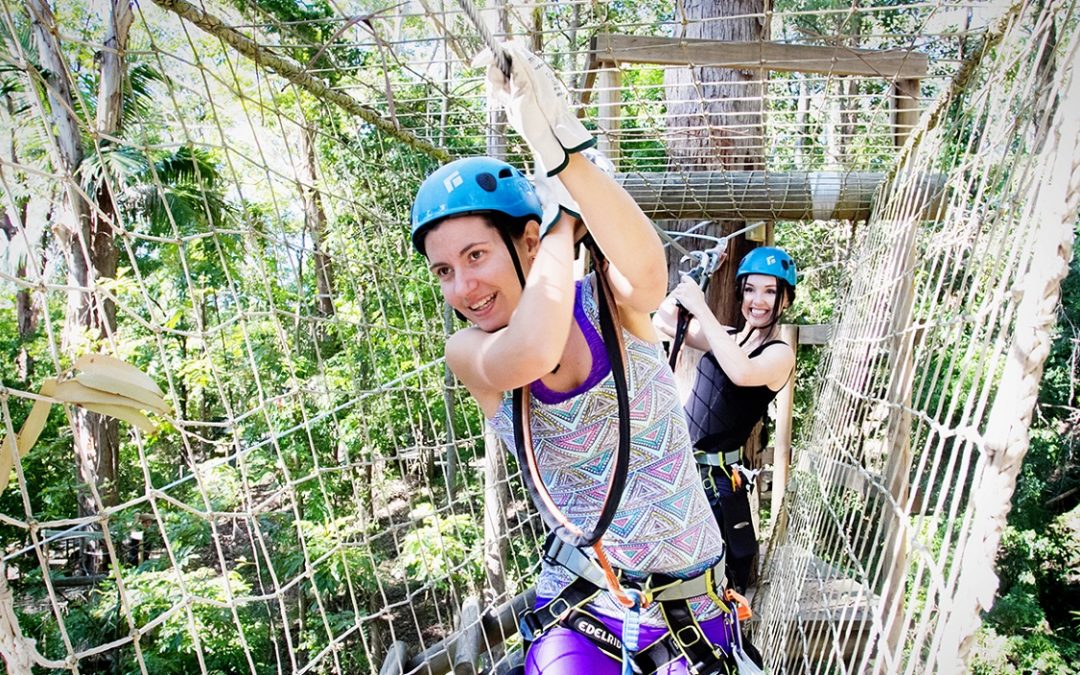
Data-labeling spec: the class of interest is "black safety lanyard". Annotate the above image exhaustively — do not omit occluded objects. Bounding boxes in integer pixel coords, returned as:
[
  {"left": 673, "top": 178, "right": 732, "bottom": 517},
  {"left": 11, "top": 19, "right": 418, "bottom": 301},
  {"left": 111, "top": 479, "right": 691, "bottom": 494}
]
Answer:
[
  {"left": 667, "top": 264, "right": 711, "bottom": 371},
  {"left": 510, "top": 236, "right": 631, "bottom": 549}
]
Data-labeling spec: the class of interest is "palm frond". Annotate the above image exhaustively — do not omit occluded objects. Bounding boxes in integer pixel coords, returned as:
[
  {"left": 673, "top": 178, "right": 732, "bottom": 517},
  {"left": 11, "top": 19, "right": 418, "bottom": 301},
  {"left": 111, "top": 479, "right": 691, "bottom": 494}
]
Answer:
[
  {"left": 119, "top": 62, "right": 166, "bottom": 131},
  {"left": 78, "top": 144, "right": 150, "bottom": 196},
  {"left": 0, "top": 14, "right": 39, "bottom": 100},
  {"left": 131, "top": 146, "right": 234, "bottom": 236},
  {"left": 0, "top": 12, "right": 37, "bottom": 66},
  {"left": 154, "top": 145, "right": 223, "bottom": 188}
]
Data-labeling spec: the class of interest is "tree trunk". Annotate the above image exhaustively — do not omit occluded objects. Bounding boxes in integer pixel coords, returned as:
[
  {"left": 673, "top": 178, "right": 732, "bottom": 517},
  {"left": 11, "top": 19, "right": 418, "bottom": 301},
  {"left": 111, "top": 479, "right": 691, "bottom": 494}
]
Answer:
[
  {"left": 73, "top": 0, "right": 133, "bottom": 522},
  {"left": 1, "top": 205, "right": 37, "bottom": 380},
  {"left": 300, "top": 124, "right": 335, "bottom": 318},
  {"left": 837, "top": 15, "right": 863, "bottom": 165},
  {"left": 29, "top": 0, "right": 132, "bottom": 571},
  {"left": 663, "top": 0, "right": 767, "bottom": 387},
  {"left": 796, "top": 75, "right": 810, "bottom": 169},
  {"left": 1, "top": 92, "right": 39, "bottom": 373},
  {"left": 95, "top": 0, "right": 134, "bottom": 137}
]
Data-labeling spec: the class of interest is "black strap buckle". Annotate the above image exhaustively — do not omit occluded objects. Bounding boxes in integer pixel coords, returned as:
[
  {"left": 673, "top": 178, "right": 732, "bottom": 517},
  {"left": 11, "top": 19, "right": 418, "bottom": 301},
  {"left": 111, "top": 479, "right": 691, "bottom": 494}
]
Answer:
[{"left": 518, "top": 610, "right": 544, "bottom": 643}]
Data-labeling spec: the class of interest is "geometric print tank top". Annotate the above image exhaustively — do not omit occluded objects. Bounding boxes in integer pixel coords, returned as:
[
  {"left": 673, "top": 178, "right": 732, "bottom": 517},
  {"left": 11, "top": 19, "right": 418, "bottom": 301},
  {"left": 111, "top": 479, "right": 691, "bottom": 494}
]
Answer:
[{"left": 488, "top": 274, "right": 726, "bottom": 624}]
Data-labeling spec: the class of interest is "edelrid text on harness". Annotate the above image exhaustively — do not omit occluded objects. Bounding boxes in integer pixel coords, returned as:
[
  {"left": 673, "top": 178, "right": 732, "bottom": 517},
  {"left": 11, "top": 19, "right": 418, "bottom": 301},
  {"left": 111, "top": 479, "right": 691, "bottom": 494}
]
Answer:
[{"left": 517, "top": 535, "right": 759, "bottom": 675}]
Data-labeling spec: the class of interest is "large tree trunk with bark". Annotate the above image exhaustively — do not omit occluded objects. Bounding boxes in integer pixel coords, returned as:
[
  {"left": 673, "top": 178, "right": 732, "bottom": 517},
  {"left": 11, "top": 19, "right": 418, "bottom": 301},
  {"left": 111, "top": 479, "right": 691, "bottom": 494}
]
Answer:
[{"left": 664, "top": 0, "right": 768, "bottom": 382}]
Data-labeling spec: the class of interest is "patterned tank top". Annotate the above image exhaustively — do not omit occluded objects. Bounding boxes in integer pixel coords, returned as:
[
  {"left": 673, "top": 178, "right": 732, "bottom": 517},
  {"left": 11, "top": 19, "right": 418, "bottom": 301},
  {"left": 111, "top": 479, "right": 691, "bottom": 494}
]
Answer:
[{"left": 488, "top": 274, "right": 726, "bottom": 624}]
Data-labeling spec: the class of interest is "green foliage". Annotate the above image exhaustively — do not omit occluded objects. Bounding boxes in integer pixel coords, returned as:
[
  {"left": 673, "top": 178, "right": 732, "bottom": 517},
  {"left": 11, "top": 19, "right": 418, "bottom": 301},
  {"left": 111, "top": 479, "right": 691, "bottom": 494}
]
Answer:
[
  {"left": 274, "top": 515, "right": 379, "bottom": 599},
  {"left": 397, "top": 502, "right": 483, "bottom": 592},
  {"left": 18, "top": 566, "right": 275, "bottom": 673},
  {"left": 615, "top": 67, "right": 667, "bottom": 171},
  {"left": 775, "top": 220, "right": 848, "bottom": 444},
  {"left": 8, "top": 1, "right": 1073, "bottom": 672},
  {"left": 223, "top": 0, "right": 366, "bottom": 86},
  {"left": 0, "top": 301, "right": 79, "bottom": 541}
]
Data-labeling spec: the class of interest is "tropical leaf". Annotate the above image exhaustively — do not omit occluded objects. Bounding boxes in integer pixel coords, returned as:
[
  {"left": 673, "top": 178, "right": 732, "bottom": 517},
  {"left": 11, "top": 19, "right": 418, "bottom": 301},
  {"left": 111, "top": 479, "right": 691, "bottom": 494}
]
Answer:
[
  {"left": 119, "top": 62, "right": 166, "bottom": 131},
  {"left": 154, "top": 145, "right": 223, "bottom": 187},
  {"left": 133, "top": 146, "right": 235, "bottom": 234},
  {"left": 78, "top": 143, "right": 150, "bottom": 196}
]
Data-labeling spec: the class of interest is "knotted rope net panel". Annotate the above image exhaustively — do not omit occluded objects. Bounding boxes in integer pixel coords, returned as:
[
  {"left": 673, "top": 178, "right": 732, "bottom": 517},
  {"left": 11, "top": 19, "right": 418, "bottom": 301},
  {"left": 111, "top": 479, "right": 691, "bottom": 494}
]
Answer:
[{"left": 753, "top": 0, "right": 1079, "bottom": 672}]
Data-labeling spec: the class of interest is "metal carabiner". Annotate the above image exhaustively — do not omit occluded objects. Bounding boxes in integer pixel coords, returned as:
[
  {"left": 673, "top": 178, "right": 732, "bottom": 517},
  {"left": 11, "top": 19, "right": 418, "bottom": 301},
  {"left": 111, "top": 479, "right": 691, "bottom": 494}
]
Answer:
[
  {"left": 620, "top": 589, "right": 645, "bottom": 675},
  {"left": 730, "top": 597, "right": 765, "bottom": 674}
]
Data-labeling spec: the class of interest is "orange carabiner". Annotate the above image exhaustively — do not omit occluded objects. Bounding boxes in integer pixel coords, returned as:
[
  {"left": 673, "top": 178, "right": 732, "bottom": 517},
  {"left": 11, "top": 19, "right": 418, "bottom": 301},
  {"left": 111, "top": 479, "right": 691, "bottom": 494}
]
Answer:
[
  {"left": 726, "top": 588, "right": 752, "bottom": 621},
  {"left": 593, "top": 542, "right": 648, "bottom": 609}
]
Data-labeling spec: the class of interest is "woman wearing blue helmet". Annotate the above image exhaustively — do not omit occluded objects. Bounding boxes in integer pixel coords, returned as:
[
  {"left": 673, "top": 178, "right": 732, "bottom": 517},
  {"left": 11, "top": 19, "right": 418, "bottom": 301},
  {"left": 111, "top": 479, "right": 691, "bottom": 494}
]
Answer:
[
  {"left": 654, "top": 246, "right": 797, "bottom": 592},
  {"left": 413, "top": 41, "right": 757, "bottom": 675}
]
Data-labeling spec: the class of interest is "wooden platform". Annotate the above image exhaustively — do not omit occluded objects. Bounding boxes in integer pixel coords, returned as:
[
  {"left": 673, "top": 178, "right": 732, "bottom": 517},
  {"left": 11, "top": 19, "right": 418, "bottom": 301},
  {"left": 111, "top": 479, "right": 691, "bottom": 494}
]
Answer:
[{"left": 751, "top": 556, "right": 880, "bottom": 667}]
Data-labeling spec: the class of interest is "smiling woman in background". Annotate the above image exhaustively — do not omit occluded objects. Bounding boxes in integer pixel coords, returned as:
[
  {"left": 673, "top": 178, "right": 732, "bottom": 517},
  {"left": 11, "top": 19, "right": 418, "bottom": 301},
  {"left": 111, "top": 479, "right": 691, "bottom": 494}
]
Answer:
[{"left": 655, "top": 247, "right": 797, "bottom": 593}]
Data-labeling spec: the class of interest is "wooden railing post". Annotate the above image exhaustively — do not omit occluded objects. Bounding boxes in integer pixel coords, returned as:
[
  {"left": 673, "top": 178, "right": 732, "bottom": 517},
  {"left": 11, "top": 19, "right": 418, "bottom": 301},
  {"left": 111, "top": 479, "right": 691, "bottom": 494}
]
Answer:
[
  {"left": 378, "top": 641, "right": 409, "bottom": 675},
  {"left": 597, "top": 66, "right": 622, "bottom": 167},
  {"left": 892, "top": 78, "right": 921, "bottom": 149},
  {"left": 451, "top": 596, "right": 483, "bottom": 674},
  {"left": 770, "top": 324, "right": 799, "bottom": 527}
]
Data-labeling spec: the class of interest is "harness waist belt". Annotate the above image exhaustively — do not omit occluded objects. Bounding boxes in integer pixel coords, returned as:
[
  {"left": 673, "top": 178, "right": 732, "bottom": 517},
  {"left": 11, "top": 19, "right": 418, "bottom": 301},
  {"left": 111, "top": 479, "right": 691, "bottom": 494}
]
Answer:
[
  {"left": 694, "top": 449, "right": 742, "bottom": 467},
  {"left": 543, "top": 536, "right": 727, "bottom": 603}
]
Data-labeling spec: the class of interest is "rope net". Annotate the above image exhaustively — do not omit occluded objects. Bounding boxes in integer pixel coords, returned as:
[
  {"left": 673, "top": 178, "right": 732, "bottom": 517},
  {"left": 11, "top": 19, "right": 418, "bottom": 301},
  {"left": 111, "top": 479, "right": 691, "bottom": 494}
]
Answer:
[
  {"left": 0, "top": 0, "right": 1074, "bottom": 673},
  {"left": 754, "top": 1, "right": 1079, "bottom": 672}
]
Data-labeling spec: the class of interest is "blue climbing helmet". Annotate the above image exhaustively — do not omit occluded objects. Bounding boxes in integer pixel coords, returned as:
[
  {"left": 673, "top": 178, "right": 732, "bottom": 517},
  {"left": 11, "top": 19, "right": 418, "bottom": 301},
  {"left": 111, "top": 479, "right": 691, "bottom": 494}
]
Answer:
[
  {"left": 736, "top": 246, "right": 798, "bottom": 289},
  {"left": 411, "top": 157, "right": 543, "bottom": 255}
]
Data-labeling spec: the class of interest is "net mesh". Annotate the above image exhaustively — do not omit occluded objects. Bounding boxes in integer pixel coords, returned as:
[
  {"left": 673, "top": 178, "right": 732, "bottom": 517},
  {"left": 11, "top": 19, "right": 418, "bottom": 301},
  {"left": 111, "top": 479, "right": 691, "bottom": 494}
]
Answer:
[
  {"left": 0, "top": 0, "right": 1075, "bottom": 672},
  {"left": 754, "top": 1, "right": 1079, "bottom": 671}
]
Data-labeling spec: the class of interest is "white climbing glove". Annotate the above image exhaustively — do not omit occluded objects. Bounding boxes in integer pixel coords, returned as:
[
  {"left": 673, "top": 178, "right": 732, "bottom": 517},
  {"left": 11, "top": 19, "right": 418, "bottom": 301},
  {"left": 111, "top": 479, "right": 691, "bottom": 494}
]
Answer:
[
  {"left": 474, "top": 41, "right": 595, "bottom": 176},
  {"left": 532, "top": 156, "right": 581, "bottom": 237}
]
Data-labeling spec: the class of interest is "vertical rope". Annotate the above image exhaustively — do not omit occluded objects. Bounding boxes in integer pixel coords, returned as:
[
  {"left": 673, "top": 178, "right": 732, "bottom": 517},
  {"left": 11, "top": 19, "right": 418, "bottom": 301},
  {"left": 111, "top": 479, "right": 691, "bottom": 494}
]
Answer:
[
  {"left": 455, "top": 0, "right": 511, "bottom": 77},
  {"left": 937, "top": 25, "right": 1080, "bottom": 668}
]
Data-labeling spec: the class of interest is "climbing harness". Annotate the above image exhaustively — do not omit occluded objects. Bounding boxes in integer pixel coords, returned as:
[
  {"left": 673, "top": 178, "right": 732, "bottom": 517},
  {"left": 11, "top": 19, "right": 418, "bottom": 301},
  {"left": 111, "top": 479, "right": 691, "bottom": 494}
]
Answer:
[
  {"left": 517, "top": 535, "right": 757, "bottom": 675},
  {"left": 697, "top": 455, "right": 762, "bottom": 493}
]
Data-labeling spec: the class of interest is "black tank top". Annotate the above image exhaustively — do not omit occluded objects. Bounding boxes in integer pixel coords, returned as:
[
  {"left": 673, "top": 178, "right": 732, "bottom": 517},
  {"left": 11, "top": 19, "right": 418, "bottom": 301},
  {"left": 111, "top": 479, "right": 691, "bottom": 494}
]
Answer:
[{"left": 684, "top": 333, "right": 787, "bottom": 453}]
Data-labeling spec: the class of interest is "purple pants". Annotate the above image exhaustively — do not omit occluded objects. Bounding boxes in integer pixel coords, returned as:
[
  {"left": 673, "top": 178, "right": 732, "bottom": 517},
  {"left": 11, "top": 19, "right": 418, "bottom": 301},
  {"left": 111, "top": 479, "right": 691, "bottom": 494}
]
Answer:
[{"left": 525, "top": 598, "right": 734, "bottom": 675}]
